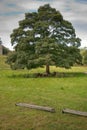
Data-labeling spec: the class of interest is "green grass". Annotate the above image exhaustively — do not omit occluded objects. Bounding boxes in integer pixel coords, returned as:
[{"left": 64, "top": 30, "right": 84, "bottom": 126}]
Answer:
[
  {"left": 0, "top": 55, "right": 10, "bottom": 69},
  {"left": 0, "top": 57, "right": 87, "bottom": 130}
]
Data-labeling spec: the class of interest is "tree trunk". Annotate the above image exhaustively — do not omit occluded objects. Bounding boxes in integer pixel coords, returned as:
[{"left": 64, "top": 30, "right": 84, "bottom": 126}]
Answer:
[{"left": 46, "top": 64, "right": 50, "bottom": 74}]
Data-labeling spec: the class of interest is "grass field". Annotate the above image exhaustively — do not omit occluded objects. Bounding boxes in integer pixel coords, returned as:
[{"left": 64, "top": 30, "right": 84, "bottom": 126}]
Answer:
[{"left": 0, "top": 56, "right": 87, "bottom": 130}]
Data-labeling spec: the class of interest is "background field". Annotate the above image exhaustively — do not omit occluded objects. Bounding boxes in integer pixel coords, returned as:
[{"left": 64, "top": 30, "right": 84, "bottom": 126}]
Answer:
[{"left": 0, "top": 56, "right": 87, "bottom": 130}]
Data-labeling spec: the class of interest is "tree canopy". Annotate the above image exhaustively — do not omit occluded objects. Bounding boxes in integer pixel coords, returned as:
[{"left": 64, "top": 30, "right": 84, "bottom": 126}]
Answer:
[{"left": 7, "top": 4, "right": 82, "bottom": 73}]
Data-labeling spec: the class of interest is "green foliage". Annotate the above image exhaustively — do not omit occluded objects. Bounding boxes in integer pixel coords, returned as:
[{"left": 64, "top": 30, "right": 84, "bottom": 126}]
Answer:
[
  {"left": 80, "top": 48, "right": 87, "bottom": 65},
  {"left": 84, "top": 53, "right": 87, "bottom": 65},
  {"left": 7, "top": 4, "right": 82, "bottom": 73},
  {"left": 3, "top": 46, "right": 10, "bottom": 55}
]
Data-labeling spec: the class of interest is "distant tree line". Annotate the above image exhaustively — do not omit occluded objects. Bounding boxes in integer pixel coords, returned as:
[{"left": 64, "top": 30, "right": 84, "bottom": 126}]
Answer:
[
  {"left": 0, "top": 38, "right": 10, "bottom": 55},
  {"left": 3, "top": 46, "right": 10, "bottom": 55},
  {"left": 80, "top": 47, "right": 87, "bottom": 65}
]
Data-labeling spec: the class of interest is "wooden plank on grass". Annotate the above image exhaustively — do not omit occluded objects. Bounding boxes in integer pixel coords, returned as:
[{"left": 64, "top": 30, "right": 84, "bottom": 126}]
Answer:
[
  {"left": 16, "top": 103, "right": 55, "bottom": 113},
  {"left": 62, "top": 108, "right": 87, "bottom": 117}
]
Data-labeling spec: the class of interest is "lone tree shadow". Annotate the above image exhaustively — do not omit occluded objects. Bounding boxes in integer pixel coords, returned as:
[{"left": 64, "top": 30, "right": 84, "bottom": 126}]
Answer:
[{"left": 9, "top": 72, "right": 86, "bottom": 78}]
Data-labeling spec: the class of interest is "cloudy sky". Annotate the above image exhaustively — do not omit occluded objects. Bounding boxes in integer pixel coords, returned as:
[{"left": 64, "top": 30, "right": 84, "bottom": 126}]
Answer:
[{"left": 0, "top": 0, "right": 87, "bottom": 50}]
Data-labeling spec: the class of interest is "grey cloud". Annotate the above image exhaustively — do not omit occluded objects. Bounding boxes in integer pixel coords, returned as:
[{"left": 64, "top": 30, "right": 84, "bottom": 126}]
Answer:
[{"left": 0, "top": 0, "right": 87, "bottom": 49}]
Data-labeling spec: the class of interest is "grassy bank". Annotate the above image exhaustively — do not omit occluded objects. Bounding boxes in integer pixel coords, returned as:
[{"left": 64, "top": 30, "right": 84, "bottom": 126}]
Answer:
[
  {"left": 0, "top": 63, "right": 87, "bottom": 129},
  {"left": 0, "top": 55, "right": 10, "bottom": 69}
]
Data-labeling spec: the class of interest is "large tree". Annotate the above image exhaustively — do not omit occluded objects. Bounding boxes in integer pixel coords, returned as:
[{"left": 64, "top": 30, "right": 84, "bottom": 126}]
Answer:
[{"left": 7, "top": 4, "right": 82, "bottom": 74}]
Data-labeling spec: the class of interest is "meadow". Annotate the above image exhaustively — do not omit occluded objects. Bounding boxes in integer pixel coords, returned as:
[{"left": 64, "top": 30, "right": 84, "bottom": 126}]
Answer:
[{"left": 0, "top": 55, "right": 87, "bottom": 130}]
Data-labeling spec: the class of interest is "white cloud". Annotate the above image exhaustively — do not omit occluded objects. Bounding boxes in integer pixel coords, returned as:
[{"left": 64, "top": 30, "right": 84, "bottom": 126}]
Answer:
[
  {"left": 0, "top": 0, "right": 87, "bottom": 49},
  {"left": 0, "top": 13, "right": 25, "bottom": 50}
]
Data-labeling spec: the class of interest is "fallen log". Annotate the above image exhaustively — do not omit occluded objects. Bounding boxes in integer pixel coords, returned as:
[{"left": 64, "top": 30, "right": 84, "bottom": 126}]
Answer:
[
  {"left": 16, "top": 103, "right": 55, "bottom": 113},
  {"left": 62, "top": 108, "right": 87, "bottom": 117}
]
